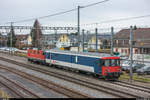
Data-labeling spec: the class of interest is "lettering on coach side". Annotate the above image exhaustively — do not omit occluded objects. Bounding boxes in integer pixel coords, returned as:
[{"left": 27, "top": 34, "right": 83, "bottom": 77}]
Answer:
[{"left": 51, "top": 60, "right": 56, "bottom": 64}]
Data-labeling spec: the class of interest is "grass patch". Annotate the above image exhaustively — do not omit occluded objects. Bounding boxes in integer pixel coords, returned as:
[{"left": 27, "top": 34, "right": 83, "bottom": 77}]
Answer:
[
  {"left": 14, "top": 52, "right": 27, "bottom": 58},
  {"left": 119, "top": 72, "right": 150, "bottom": 83}
]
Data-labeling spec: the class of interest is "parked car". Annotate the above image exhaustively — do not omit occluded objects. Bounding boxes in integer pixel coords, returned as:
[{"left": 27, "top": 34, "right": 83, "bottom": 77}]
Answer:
[
  {"left": 121, "top": 60, "right": 130, "bottom": 71},
  {"left": 133, "top": 64, "right": 145, "bottom": 72},
  {"left": 120, "top": 56, "right": 128, "bottom": 60},
  {"left": 0, "top": 47, "right": 7, "bottom": 51},
  {"left": 22, "top": 47, "right": 28, "bottom": 50},
  {"left": 5, "top": 47, "right": 19, "bottom": 52},
  {"left": 136, "top": 66, "right": 150, "bottom": 75},
  {"left": 123, "top": 63, "right": 136, "bottom": 72},
  {"left": 121, "top": 60, "right": 136, "bottom": 71},
  {"left": 121, "top": 60, "right": 145, "bottom": 72}
]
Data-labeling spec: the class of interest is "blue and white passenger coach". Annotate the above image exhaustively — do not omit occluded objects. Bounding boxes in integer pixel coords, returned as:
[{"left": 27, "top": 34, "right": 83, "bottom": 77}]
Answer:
[{"left": 45, "top": 49, "right": 121, "bottom": 79}]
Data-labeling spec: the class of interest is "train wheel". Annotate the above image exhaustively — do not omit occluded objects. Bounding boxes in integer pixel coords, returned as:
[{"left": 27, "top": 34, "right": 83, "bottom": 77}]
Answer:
[
  {"left": 29, "top": 60, "right": 32, "bottom": 63},
  {"left": 75, "top": 70, "right": 79, "bottom": 73},
  {"left": 94, "top": 74, "right": 99, "bottom": 78},
  {"left": 79, "top": 70, "right": 87, "bottom": 74},
  {"left": 28, "top": 59, "right": 30, "bottom": 61},
  {"left": 45, "top": 63, "right": 49, "bottom": 66}
]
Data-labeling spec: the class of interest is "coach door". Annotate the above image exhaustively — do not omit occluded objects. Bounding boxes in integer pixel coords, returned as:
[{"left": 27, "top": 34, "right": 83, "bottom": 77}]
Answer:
[{"left": 94, "top": 58, "right": 101, "bottom": 74}]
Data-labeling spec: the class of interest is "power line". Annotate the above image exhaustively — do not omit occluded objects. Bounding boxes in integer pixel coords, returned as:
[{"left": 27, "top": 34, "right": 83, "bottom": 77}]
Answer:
[
  {"left": 81, "top": 0, "right": 109, "bottom": 8},
  {"left": 101, "top": 14, "right": 150, "bottom": 23},
  {"left": 81, "top": 14, "right": 150, "bottom": 26},
  {"left": 14, "top": 8, "right": 77, "bottom": 23},
  {"left": 2, "top": 0, "right": 109, "bottom": 24}
]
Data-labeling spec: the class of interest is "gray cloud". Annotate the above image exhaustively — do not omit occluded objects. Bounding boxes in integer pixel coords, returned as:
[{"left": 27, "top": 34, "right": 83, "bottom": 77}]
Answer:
[{"left": 0, "top": 0, "right": 150, "bottom": 28}]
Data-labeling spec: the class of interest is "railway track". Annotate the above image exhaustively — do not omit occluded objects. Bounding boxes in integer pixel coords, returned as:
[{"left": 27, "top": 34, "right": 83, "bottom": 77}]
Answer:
[
  {"left": 0, "top": 65, "right": 90, "bottom": 98},
  {"left": 0, "top": 74, "right": 40, "bottom": 98},
  {"left": 112, "top": 80, "right": 150, "bottom": 93},
  {"left": 0, "top": 78, "right": 22, "bottom": 98},
  {"left": 0, "top": 57, "right": 149, "bottom": 98},
  {"left": 109, "top": 81, "right": 150, "bottom": 98}
]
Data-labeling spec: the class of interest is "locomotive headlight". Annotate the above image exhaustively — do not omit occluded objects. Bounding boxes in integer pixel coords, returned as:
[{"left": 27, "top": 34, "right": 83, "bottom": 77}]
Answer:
[
  {"left": 118, "top": 69, "right": 121, "bottom": 72},
  {"left": 106, "top": 69, "right": 110, "bottom": 72}
]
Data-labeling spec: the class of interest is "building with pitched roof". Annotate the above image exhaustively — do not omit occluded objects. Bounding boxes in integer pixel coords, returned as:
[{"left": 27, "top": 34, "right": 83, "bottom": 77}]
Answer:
[
  {"left": 114, "top": 28, "right": 150, "bottom": 56},
  {"left": 88, "top": 34, "right": 111, "bottom": 50}
]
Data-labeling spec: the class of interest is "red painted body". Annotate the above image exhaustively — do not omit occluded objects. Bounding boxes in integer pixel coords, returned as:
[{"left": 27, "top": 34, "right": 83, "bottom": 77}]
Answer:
[
  {"left": 101, "top": 57, "right": 120, "bottom": 60},
  {"left": 27, "top": 49, "right": 45, "bottom": 60},
  {"left": 101, "top": 56, "right": 121, "bottom": 76},
  {"left": 102, "top": 66, "right": 121, "bottom": 76}
]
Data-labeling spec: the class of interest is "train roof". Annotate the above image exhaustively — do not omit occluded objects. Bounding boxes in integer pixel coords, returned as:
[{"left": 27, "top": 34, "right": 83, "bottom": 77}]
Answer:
[{"left": 45, "top": 49, "right": 113, "bottom": 58}]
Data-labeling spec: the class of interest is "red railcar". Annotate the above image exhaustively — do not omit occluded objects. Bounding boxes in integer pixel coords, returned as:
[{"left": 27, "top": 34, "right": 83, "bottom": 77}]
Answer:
[
  {"left": 101, "top": 57, "right": 121, "bottom": 79},
  {"left": 27, "top": 49, "right": 46, "bottom": 64}
]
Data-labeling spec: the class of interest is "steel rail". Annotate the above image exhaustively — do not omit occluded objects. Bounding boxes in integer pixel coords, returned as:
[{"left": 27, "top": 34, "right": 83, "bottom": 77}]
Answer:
[
  {"left": 0, "top": 74, "right": 40, "bottom": 98},
  {"left": 0, "top": 77, "right": 24, "bottom": 98},
  {"left": 0, "top": 64, "right": 90, "bottom": 98},
  {"left": 113, "top": 81, "right": 150, "bottom": 93},
  {"left": 0, "top": 57, "right": 143, "bottom": 98}
]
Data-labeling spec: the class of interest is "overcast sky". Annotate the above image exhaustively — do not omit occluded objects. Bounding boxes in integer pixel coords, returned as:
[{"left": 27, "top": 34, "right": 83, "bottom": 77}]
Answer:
[{"left": 0, "top": 0, "right": 150, "bottom": 30}]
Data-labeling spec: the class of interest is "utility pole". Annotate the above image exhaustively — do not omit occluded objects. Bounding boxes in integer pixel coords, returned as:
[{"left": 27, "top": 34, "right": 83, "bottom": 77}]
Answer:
[
  {"left": 95, "top": 28, "right": 98, "bottom": 52},
  {"left": 142, "top": 37, "right": 144, "bottom": 64},
  {"left": 10, "top": 22, "right": 13, "bottom": 54},
  {"left": 31, "top": 27, "right": 34, "bottom": 48},
  {"left": 82, "top": 29, "right": 85, "bottom": 52},
  {"left": 77, "top": 6, "right": 80, "bottom": 52},
  {"left": 0, "top": 35, "right": 1, "bottom": 48},
  {"left": 129, "top": 26, "right": 133, "bottom": 83},
  {"left": 111, "top": 27, "right": 114, "bottom": 55},
  {"left": 55, "top": 29, "right": 57, "bottom": 45}
]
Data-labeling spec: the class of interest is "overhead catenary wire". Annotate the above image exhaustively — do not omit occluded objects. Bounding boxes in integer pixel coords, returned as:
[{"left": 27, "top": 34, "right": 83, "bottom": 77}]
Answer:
[
  {"left": 81, "top": 0, "right": 109, "bottom": 8},
  {"left": 81, "top": 14, "right": 150, "bottom": 26},
  {"left": 13, "top": 8, "right": 77, "bottom": 24},
  {"left": 2, "top": 0, "right": 109, "bottom": 24},
  {"left": 2, "top": 0, "right": 150, "bottom": 27}
]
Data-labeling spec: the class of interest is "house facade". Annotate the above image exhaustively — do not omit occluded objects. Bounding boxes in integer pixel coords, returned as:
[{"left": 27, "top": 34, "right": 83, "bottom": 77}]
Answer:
[
  {"left": 27, "top": 35, "right": 32, "bottom": 45},
  {"left": 56, "top": 34, "right": 71, "bottom": 48},
  {"left": 114, "top": 28, "right": 150, "bottom": 56},
  {"left": 41, "top": 33, "right": 78, "bottom": 49},
  {"left": 88, "top": 36, "right": 102, "bottom": 49},
  {"left": 88, "top": 34, "right": 111, "bottom": 50},
  {"left": 0, "top": 33, "right": 8, "bottom": 47},
  {"left": 15, "top": 34, "right": 29, "bottom": 49}
]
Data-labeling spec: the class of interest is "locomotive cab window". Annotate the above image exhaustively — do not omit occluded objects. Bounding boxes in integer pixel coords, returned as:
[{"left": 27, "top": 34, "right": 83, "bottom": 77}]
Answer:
[
  {"left": 30, "top": 50, "right": 32, "bottom": 53},
  {"left": 37, "top": 50, "right": 40, "bottom": 54},
  {"left": 101, "top": 59, "right": 120, "bottom": 67},
  {"left": 28, "top": 50, "right": 31, "bottom": 53},
  {"left": 101, "top": 60, "right": 110, "bottom": 66}
]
